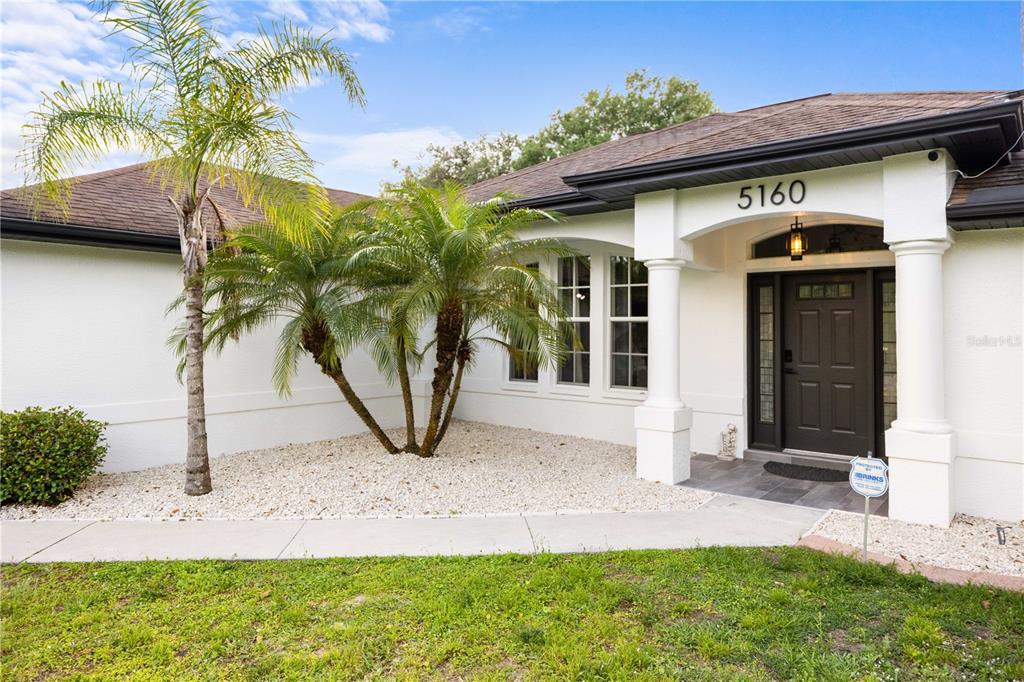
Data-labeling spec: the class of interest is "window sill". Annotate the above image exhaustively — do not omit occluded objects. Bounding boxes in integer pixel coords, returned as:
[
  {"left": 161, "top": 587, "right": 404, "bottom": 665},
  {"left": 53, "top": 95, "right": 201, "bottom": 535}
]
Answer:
[
  {"left": 502, "top": 381, "right": 540, "bottom": 394},
  {"left": 601, "top": 387, "right": 647, "bottom": 403},
  {"left": 550, "top": 383, "right": 590, "bottom": 398}
]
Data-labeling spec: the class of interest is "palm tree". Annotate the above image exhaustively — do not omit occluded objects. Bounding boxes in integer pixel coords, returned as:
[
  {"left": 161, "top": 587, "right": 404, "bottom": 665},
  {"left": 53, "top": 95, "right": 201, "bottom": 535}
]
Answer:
[
  {"left": 20, "top": 0, "right": 364, "bottom": 495},
  {"left": 200, "top": 211, "right": 401, "bottom": 454},
  {"left": 353, "top": 183, "right": 571, "bottom": 457}
]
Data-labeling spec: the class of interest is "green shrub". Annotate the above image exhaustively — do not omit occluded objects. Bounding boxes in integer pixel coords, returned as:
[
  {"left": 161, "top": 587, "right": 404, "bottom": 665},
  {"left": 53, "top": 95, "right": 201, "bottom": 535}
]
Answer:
[{"left": 1, "top": 406, "right": 107, "bottom": 505}]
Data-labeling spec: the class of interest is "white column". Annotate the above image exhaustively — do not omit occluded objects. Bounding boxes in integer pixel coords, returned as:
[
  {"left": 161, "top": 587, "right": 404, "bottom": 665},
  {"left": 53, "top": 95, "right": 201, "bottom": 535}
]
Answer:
[
  {"left": 644, "top": 260, "right": 684, "bottom": 408},
  {"left": 635, "top": 258, "right": 692, "bottom": 483},
  {"left": 886, "top": 238, "right": 955, "bottom": 526}
]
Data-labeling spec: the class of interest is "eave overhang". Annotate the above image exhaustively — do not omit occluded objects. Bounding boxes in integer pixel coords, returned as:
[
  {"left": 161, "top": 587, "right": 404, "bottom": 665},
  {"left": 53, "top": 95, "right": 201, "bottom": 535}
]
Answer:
[
  {"left": 561, "top": 100, "right": 1022, "bottom": 202},
  {"left": 946, "top": 185, "right": 1024, "bottom": 230},
  {"left": 502, "top": 100, "right": 1024, "bottom": 222},
  {"left": 0, "top": 218, "right": 181, "bottom": 253},
  {"left": 503, "top": 192, "right": 635, "bottom": 216}
]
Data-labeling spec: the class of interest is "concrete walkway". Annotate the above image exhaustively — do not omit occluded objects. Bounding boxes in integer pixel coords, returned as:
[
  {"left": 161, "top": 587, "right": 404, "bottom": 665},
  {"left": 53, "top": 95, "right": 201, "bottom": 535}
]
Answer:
[{"left": 1, "top": 496, "right": 824, "bottom": 563}]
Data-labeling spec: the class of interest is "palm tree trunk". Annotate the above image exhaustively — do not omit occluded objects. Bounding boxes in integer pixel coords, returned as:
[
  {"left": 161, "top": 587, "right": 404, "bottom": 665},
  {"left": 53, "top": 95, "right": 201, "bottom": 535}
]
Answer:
[
  {"left": 320, "top": 362, "right": 401, "bottom": 454},
  {"left": 302, "top": 323, "right": 400, "bottom": 454},
  {"left": 435, "top": 347, "right": 468, "bottom": 446},
  {"left": 178, "top": 203, "right": 212, "bottom": 496},
  {"left": 395, "top": 336, "right": 418, "bottom": 452},
  {"left": 418, "top": 301, "right": 463, "bottom": 457}
]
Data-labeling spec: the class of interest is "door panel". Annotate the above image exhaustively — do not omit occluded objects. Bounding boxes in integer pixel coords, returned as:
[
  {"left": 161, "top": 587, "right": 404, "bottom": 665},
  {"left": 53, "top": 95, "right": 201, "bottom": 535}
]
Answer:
[
  {"left": 798, "top": 311, "right": 819, "bottom": 364},
  {"left": 783, "top": 273, "right": 870, "bottom": 456},
  {"left": 831, "top": 310, "right": 854, "bottom": 366},
  {"left": 831, "top": 383, "right": 855, "bottom": 432},
  {"left": 798, "top": 382, "right": 820, "bottom": 428}
]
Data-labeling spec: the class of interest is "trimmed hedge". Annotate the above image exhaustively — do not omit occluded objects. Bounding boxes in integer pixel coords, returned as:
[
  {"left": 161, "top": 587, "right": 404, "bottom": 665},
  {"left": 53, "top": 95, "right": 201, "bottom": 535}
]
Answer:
[{"left": 1, "top": 406, "right": 107, "bottom": 505}]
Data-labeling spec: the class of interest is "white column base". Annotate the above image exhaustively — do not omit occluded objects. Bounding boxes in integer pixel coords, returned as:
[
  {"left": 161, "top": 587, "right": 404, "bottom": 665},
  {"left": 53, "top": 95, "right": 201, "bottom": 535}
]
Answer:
[
  {"left": 885, "top": 426, "right": 956, "bottom": 527},
  {"left": 635, "top": 404, "right": 692, "bottom": 484}
]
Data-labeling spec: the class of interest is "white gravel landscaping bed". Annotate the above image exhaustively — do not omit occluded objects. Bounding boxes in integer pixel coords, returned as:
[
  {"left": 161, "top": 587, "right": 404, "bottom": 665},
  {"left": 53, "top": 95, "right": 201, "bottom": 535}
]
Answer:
[
  {"left": 0, "top": 421, "right": 714, "bottom": 521},
  {"left": 810, "top": 510, "right": 1024, "bottom": 577}
]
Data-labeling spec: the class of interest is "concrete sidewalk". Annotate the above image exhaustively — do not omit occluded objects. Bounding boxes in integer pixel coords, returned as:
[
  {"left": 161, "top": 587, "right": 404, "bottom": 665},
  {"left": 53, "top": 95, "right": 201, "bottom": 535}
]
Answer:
[{"left": 1, "top": 495, "right": 825, "bottom": 563}]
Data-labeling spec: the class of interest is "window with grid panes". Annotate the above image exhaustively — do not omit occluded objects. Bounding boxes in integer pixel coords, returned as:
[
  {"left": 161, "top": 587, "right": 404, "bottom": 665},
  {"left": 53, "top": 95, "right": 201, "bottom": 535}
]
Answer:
[
  {"left": 557, "top": 257, "right": 590, "bottom": 384},
  {"left": 508, "top": 262, "right": 540, "bottom": 382},
  {"left": 609, "top": 256, "right": 648, "bottom": 389}
]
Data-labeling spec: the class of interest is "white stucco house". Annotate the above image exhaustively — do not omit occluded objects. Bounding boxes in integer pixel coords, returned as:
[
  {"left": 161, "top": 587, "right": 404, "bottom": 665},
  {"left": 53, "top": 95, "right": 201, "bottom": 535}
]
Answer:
[{"left": 2, "top": 90, "right": 1022, "bottom": 527}]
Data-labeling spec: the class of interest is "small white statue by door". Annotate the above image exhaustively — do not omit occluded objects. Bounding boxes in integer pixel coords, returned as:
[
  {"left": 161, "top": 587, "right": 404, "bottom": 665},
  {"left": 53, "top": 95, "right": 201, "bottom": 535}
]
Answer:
[{"left": 718, "top": 423, "right": 738, "bottom": 461}]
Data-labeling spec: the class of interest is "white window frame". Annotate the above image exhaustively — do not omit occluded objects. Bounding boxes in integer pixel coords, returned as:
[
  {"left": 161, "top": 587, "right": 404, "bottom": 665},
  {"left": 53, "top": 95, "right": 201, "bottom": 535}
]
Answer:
[
  {"left": 608, "top": 255, "right": 648, "bottom": 391},
  {"left": 556, "top": 256, "right": 591, "bottom": 386},
  {"left": 505, "top": 261, "right": 540, "bottom": 387}
]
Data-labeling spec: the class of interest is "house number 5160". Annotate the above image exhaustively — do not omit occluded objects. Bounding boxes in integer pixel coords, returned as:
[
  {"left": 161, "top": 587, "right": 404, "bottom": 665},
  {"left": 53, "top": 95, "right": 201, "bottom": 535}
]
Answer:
[{"left": 737, "top": 180, "right": 806, "bottom": 209}]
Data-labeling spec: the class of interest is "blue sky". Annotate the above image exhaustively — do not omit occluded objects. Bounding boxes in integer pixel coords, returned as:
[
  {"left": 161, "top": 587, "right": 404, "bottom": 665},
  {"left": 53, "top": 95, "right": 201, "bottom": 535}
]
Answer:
[{"left": 1, "top": 1, "right": 1021, "bottom": 193}]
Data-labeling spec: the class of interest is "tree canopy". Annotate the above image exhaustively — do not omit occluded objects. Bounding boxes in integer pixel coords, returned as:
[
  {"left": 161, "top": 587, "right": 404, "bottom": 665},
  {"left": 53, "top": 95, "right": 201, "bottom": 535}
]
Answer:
[
  {"left": 202, "top": 182, "right": 569, "bottom": 457},
  {"left": 395, "top": 70, "right": 716, "bottom": 188}
]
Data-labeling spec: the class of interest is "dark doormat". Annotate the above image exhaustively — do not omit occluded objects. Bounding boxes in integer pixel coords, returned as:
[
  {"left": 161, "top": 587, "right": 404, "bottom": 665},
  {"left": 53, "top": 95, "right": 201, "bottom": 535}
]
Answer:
[{"left": 763, "top": 461, "right": 848, "bottom": 482}]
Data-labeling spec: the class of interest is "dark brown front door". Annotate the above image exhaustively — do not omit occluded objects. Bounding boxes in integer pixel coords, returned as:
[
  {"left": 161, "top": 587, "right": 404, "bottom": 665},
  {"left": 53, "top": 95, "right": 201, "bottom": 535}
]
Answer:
[{"left": 782, "top": 273, "right": 870, "bottom": 457}]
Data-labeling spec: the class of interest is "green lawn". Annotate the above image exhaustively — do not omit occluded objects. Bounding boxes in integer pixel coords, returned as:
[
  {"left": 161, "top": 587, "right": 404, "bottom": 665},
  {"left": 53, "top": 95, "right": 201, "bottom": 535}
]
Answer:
[{"left": 2, "top": 548, "right": 1021, "bottom": 681}]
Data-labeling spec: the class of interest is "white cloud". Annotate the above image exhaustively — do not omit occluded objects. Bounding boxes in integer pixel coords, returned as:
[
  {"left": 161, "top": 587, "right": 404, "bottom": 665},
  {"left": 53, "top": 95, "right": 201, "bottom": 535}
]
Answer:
[
  {"left": 0, "top": 1, "right": 111, "bottom": 55},
  {"left": 300, "top": 127, "right": 464, "bottom": 194},
  {"left": 430, "top": 4, "right": 519, "bottom": 40},
  {"left": 0, "top": 0, "right": 395, "bottom": 188},
  {"left": 262, "top": 0, "right": 308, "bottom": 23},
  {"left": 309, "top": 0, "right": 391, "bottom": 43},
  {"left": 0, "top": 1, "right": 129, "bottom": 187},
  {"left": 251, "top": 1, "right": 393, "bottom": 43},
  {"left": 432, "top": 6, "right": 490, "bottom": 39},
  {"left": 218, "top": 1, "right": 391, "bottom": 47}
]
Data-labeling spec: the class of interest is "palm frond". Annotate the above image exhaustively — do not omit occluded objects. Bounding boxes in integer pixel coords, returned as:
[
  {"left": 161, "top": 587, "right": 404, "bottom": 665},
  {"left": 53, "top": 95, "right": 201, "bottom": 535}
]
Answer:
[
  {"left": 95, "top": 0, "right": 219, "bottom": 106},
  {"left": 271, "top": 316, "right": 305, "bottom": 396},
  {"left": 197, "top": 94, "right": 331, "bottom": 237},
  {"left": 19, "top": 81, "right": 170, "bottom": 216},
  {"left": 217, "top": 20, "right": 364, "bottom": 104}
]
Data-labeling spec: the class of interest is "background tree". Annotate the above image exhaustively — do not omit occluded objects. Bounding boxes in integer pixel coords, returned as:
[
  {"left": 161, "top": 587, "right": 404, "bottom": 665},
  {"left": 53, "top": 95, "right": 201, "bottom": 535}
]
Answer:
[
  {"left": 515, "top": 69, "right": 716, "bottom": 168},
  {"left": 353, "top": 182, "right": 570, "bottom": 456},
  {"left": 396, "top": 70, "right": 716, "bottom": 188},
  {"left": 21, "top": 0, "right": 364, "bottom": 495},
  {"left": 392, "top": 132, "right": 521, "bottom": 189}
]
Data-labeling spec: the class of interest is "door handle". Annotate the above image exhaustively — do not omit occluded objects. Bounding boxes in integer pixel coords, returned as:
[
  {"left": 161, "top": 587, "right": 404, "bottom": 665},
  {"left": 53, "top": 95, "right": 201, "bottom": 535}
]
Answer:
[{"left": 785, "top": 367, "right": 798, "bottom": 375}]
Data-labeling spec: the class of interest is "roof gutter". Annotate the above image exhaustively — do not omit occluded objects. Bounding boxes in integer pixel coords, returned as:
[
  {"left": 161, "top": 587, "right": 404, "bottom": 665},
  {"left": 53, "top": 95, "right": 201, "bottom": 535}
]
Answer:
[
  {"left": 1, "top": 218, "right": 181, "bottom": 253},
  {"left": 503, "top": 191, "right": 635, "bottom": 216},
  {"left": 947, "top": 199, "right": 1024, "bottom": 220},
  {"left": 946, "top": 199, "right": 1024, "bottom": 228}
]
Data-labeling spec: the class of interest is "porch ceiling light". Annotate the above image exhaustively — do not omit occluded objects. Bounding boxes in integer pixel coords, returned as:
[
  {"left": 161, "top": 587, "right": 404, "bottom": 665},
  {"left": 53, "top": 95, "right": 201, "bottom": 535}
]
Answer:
[{"left": 787, "top": 217, "right": 806, "bottom": 261}]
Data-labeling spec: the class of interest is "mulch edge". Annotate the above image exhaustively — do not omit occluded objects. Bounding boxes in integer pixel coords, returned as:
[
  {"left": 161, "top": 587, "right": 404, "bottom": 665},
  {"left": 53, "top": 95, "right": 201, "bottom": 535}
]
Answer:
[{"left": 797, "top": 534, "right": 1024, "bottom": 592}]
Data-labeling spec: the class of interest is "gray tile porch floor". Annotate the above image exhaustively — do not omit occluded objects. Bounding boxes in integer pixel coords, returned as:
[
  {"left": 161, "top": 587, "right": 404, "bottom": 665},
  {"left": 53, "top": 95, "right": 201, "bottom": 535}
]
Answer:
[{"left": 681, "top": 454, "right": 888, "bottom": 516}]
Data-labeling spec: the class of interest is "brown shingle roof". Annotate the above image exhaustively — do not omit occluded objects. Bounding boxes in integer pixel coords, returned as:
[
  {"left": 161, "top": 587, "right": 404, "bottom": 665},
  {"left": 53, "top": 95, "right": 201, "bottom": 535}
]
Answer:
[
  {"left": 0, "top": 162, "right": 369, "bottom": 237},
  {"left": 466, "top": 91, "right": 1020, "bottom": 204}
]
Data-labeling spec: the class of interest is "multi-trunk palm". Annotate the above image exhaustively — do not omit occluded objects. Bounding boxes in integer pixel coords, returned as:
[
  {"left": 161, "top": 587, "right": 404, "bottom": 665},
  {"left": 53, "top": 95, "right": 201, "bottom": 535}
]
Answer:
[
  {"left": 200, "top": 209, "right": 401, "bottom": 453},
  {"left": 201, "top": 182, "right": 573, "bottom": 459},
  {"left": 354, "top": 183, "right": 571, "bottom": 456},
  {"left": 20, "top": 0, "right": 364, "bottom": 494}
]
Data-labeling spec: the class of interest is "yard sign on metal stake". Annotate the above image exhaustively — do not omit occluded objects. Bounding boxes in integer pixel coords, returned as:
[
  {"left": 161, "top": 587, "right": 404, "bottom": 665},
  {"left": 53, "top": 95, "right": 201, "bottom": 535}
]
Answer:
[{"left": 849, "top": 451, "right": 888, "bottom": 560}]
